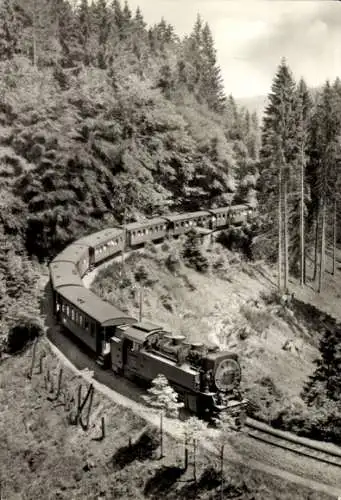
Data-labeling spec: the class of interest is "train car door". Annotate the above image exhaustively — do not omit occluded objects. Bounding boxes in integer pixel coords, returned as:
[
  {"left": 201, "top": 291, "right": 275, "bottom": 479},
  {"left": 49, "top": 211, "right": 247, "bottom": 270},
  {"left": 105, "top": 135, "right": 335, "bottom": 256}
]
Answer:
[
  {"left": 123, "top": 339, "right": 138, "bottom": 371},
  {"left": 89, "top": 247, "right": 95, "bottom": 267}
]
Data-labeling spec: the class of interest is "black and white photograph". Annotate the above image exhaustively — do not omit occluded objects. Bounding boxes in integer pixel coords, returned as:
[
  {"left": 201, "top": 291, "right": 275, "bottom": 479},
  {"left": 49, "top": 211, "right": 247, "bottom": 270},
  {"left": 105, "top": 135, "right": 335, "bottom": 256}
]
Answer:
[{"left": 0, "top": 0, "right": 341, "bottom": 498}]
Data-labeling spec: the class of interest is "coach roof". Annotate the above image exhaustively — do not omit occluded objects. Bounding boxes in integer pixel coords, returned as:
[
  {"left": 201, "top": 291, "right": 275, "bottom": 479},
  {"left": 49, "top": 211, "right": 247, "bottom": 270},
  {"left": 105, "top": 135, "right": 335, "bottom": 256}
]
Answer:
[
  {"left": 49, "top": 262, "right": 83, "bottom": 288},
  {"left": 52, "top": 244, "right": 89, "bottom": 265},
  {"left": 75, "top": 227, "right": 124, "bottom": 247},
  {"left": 123, "top": 321, "right": 164, "bottom": 344},
  {"left": 209, "top": 207, "right": 230, "bottom": 214},
  {"left": 164, "top": 211, "right": 211, "bottom": 222},
  {"left": 125, "top": 218, "right": 167, "bottom": 232},
  {"left": 58, "top": 285, "right": 137, "bottom": 326}
]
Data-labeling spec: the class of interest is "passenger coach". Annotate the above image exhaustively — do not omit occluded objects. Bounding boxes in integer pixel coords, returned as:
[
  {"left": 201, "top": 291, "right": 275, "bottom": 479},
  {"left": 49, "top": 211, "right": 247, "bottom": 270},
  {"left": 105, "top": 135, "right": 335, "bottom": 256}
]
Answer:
[
  {"left": 55, "top": 285, "right": 136, "bottom": 364},
  {"left": 75, "top": 227, "right": 125, "bottom": 269}
]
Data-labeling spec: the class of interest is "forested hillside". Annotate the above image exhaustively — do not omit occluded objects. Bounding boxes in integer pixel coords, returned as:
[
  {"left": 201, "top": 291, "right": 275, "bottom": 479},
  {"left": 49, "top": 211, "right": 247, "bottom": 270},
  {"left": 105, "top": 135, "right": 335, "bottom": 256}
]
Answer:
[
  {"left": 0, "top": 0, "right": 260, "bottom": 261},
  {"left": 257, "top": 60, "right": 341, "bottom": 293}
]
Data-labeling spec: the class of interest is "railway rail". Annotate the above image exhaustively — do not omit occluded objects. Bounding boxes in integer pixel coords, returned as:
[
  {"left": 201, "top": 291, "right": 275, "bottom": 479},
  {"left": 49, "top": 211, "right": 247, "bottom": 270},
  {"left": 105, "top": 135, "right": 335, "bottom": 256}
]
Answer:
[
  {"left": 80, "top": 243, "right": 341, "bottom": 477},
  {"left": 245, "top": 418, "right": 341, "bottom": 468},
  {"left": 46, "top": 204, "right": 341, "bottom": 495}
]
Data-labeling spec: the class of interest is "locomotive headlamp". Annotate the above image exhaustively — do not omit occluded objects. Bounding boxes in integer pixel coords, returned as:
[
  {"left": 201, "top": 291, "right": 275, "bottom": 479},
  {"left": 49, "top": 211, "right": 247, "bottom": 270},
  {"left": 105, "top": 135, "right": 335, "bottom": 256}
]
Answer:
[{"left": 214, "top": 358, "right": 241, "bottom": 392}]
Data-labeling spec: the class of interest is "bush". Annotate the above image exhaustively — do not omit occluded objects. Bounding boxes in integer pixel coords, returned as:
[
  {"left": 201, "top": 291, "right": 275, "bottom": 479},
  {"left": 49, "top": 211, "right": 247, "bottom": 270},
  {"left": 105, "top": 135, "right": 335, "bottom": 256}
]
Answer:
[
  {"left": 217, "top": 225, "right": 253, "bottom": 259},
  {"left": 6, "top": 316, "right": 44, "bottom": 354},
  {"left": 165, "top": 252, "right": 181, "bottom": 274},
  {"left": 161, "top": 242, "right": 171, "bottom": 253},
  {"left": 182, "top": 230, "right": 209, "bottom": 273},
  {"left": 134, "top": 264, "right": 149, "bottom": 283},
  {"left": 245, "top": 376, "right": 284, "bottom": 423},
  {"left": 240, "top": 303, "right": 274, "bottom": 334}
]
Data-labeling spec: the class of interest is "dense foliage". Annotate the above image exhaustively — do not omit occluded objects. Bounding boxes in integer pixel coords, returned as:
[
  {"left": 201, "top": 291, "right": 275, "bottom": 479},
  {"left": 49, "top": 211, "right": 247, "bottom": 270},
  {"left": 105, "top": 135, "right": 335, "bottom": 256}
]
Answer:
[
  {"left": 258, "top": 59, "right": 341, "bottom": 286},
  {"left": 0, "top": 227, "right": 44, "bottom": 353},
  {"left": 0, "top": 0, "right": 260, "bottom": 261}
]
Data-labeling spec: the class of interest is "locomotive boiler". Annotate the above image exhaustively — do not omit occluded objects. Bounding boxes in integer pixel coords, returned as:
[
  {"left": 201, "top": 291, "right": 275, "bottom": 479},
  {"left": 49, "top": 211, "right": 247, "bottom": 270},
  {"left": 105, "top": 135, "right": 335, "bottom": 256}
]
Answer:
[{"left": 109, "top": 321, "right": 247, "bottom": 418}]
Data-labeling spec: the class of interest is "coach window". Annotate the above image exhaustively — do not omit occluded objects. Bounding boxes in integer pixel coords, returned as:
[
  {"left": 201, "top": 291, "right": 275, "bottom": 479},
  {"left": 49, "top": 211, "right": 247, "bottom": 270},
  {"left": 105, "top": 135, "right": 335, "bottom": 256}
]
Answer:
[
  {"left": 66, "top": 305, "right": 70, "bottom": 317},
  {"left": 90, "top": 323, "right": 95, "bottom": 338},
  {"left": 79, "top": 314, "right": 83, "bottom": 327},
  {"left": 70, "top": 308, "right": 75, "bottom": 321},
  {"left": 84, "top": 319, "right": 89, "bottom": 331}
]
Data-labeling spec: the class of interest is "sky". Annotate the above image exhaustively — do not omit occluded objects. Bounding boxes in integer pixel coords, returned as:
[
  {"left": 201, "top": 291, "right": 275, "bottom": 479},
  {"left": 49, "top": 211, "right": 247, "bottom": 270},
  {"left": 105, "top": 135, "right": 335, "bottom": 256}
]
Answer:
[{"left": 126, "top": 0, "right": 341, "bottom": 98}]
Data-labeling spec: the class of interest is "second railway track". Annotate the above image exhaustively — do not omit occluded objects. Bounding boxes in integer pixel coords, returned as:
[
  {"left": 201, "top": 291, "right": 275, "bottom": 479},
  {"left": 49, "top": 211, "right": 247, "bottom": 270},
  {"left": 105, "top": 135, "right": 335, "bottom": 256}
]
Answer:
[{"left": 245, "top": 418, "right": 341, "bottom": 468}]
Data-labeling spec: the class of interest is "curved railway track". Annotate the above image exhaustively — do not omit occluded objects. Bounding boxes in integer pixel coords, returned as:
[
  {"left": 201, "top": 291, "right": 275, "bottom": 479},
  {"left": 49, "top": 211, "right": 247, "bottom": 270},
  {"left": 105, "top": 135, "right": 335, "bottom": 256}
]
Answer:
[
  {"left": 79, "top": 249, "right": 341, "bottom": 483},
  {"left": 45, "top": 324, "right": 341, "bottom": 498},
  {"left": 245, "top": 419, "right": 341, "bottom": 468},
  {"left": 44, "top": 214, "right": 341, "bottom": 496}
]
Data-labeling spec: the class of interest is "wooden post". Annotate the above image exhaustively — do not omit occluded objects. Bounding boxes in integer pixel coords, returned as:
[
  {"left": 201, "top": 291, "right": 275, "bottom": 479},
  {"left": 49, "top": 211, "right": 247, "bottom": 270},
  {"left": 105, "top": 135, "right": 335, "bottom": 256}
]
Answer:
[
  {"left": 160, "top": 411, "right": 163, "bottom": 459},
  {"left": 80, "top": 385, "right": 94, "bottom": 430},
  {"left": 28, "top": 338, "right": 38, "bottom": 379},
  {"left": 38, "top": 353, "right": 45, "bottom": 374},
  {"left": 193, "top": 438, "right": 197, "bottom": 483},
  {"left": 101, "top": 416, "right": 105, "bottom": 440},
  {"left": 184, "top": 433, "right": 188, "bottom": 470},
  {"left": 77, "top": 384, "right": 83, "bottom": 424},
  {"left": 220, "top": 443, "right": 225, "bottom": 500},
  {"left": 139, "top": 285, "right": 143, "bottom": 323},
  {"left": 55, "top": 368, "right": 63, "bottom": 400}
]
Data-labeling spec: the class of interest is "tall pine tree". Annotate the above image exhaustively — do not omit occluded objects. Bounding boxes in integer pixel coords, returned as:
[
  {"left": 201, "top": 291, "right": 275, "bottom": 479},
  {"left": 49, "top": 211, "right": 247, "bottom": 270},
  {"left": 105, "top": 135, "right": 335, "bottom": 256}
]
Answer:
[{"left": 259, "top": 59, "right": 298, "bottom": 290}]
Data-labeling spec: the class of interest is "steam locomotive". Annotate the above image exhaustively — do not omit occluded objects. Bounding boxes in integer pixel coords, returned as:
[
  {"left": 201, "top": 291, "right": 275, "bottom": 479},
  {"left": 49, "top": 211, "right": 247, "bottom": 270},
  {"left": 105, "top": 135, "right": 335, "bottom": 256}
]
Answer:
[{"left": 50, "top": 205, "right": 252, "bottom": 418}]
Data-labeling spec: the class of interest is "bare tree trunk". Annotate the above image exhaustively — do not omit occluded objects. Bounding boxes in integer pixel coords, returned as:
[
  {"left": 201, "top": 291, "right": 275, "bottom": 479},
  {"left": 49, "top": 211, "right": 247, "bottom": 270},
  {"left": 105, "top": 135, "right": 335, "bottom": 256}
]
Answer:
[
  {"left": 318, "top": 201, "right": 326, "bottom": 293},
  {"left": 283, "top": 179, "right": 289, "bottom": 291},
  {"left": 278, "top": 166, "right": 283, "bottom": 291},
  {"left": 332, "top": 198, "right": 337, "bottom": 275},
  {"left": 32, "top": 0, "right": 38, "bottom": 66},
  {"left": 313, "top": 208, "right": 320, "bottom": 281},
  {"left": 193, "top": 438, "right": 197, "bottom": 483},
  {"left": 300, "top": 144, "right": 305, "bottom": 285}
]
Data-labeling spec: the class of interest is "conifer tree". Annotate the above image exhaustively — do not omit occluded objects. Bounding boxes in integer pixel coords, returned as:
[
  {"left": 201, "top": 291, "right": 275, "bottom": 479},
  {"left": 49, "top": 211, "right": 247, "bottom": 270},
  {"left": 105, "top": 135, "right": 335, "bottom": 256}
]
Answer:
[
  {"left": 0, "top": 0, "right": 20, "bottom": 60},
  {"left": 182, "top": 229, "right": 209, "bottom": 273},
  {"left": 78, "top": 0, "right": 91, "bottom": 65},
  {"left": 293, "top": 78, "right": 312, "bottom": 284},
  {"left": 259, "top": 59, "right": 298, "bottom": 290},
  {"left": 213, "top": 412, "right": 241, "bottom": 500},
  {"left": 201, "top": 22, "right": 226, "bottom": 112},
  {"left": 93, "top": 0, "right": 110, "bottom": 68},
  {"left": 142, "top": 374, "right": 183, "bottom": 458},
  {"left": 134, "top": 6, "right": 146, "bottom": 32},
  {"left": 309, "top": 81, "right": 340, "bottom": 291},
  {"left": 183, "top": 416, "right": 207, "bottom": 481}
]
